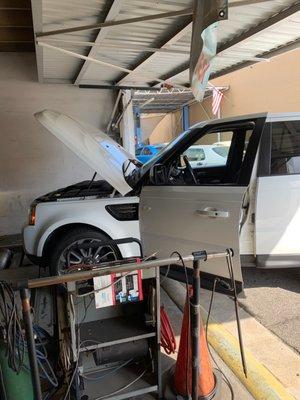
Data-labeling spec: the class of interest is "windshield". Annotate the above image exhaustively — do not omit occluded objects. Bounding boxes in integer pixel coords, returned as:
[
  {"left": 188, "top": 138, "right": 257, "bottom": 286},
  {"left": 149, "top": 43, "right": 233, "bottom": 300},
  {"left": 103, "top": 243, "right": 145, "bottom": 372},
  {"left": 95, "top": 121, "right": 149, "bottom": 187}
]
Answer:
[{"left": 141, "top": 129, "right": 191, "bottom": 169}]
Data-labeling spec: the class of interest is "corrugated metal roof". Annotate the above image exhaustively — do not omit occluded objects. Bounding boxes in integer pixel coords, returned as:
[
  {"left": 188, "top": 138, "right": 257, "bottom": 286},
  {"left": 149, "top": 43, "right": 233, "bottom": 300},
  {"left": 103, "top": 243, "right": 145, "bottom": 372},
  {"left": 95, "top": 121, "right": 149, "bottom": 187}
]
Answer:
[
  {"left": 32, "top": 0, "right": 300, "bottom": 85},
  {"left": 132, "top": 86, "right": 228, "bottom": 113}
]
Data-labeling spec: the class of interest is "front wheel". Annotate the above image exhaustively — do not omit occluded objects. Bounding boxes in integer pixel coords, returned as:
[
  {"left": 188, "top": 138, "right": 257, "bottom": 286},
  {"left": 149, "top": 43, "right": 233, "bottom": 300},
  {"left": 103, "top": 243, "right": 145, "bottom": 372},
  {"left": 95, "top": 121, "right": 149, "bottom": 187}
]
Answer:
[{"left": 49, "top": 227, "right": 119, "bottom": 275}]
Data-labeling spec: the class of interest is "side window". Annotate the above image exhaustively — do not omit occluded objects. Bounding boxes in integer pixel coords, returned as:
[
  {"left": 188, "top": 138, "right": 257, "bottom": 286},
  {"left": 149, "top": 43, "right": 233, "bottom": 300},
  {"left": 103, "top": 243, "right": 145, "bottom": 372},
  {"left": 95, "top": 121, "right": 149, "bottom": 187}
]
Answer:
[
  {"left": 184, "top": 147, "right": 205, "bottom": 165},
  {"left": 143, "top": 147, "right": 152, "bottom": 156},
  {"left": 184, "top": 130, "right": 234, "bottom": 169},
  {"left": 135, "top": 148, "right": 142, "bottom": 156},
  {"left": 271, "top": 121, "right": 300, "bottom": 175},
  {"left": 173, "top": 126, "right": 254, "bottom": 186}
]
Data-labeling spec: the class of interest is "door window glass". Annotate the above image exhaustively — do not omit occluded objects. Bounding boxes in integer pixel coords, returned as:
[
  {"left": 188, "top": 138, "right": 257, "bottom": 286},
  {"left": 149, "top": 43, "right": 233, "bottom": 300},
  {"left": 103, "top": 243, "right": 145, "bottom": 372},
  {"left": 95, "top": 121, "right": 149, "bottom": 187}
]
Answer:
[
  {"left": 212, "top": 145, "right": 230, "bottom": 158},
  {"left": 143, "top": 147, "right": 152, "bottom": 155},
  {"left": 164, "top": 126, "right": 253, "bottom": 186},
  {"left": 184, "top": 147, "right": 205, "bottom": 163},
  {"left": 271, "top": 121, "right": 300, "bottom": 175},
  {"left": 184, "top": 131, "right": 233, "bottom": 169}
]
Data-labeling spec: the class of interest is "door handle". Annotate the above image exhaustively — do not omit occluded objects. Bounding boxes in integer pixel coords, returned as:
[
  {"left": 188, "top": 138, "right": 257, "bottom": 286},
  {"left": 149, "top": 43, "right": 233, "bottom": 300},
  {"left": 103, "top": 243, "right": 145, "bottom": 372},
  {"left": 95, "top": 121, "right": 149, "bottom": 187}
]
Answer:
[{"left": 196, "top": 208, "right": 229, "bottom": 218}]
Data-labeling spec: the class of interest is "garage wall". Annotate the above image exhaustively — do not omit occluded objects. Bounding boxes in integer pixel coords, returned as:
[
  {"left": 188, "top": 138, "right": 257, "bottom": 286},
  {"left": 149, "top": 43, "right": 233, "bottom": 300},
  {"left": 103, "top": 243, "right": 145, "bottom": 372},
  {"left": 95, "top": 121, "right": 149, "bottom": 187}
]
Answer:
[
  {"left": 149, "top": 111, "right": 183, "bottom": 144},
  {"left": 0, "top": 53, "right": 115, "bottom": 235},
  {"left": 189, "top": 49, "right": 300, "bottom": 124},
  {"left": 141, "top": 50, "right": 300, "bottom": 144},
  {"left": 140, "top": 114, "right": 165, "bottom": 142}
]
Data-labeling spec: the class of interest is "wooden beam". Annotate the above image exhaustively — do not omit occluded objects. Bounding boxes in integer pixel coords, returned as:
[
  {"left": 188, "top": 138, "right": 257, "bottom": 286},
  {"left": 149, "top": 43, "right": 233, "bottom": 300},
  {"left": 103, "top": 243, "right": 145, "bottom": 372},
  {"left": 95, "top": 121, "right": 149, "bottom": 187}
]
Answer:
[
  {"left": 74, "top": 0, "right": 123, "bottom": 85},
  {"left": 0, "top": 26, "right": 33, "bottom": 41},
  {"left": 0, "top": 41, "right": 34, "bottom": 51},
  {"left": 0, "top": 0, "right": 31, "bottom": 9},
  {"left": 0, "top": 9, "right": 33, "bottom": 26}
]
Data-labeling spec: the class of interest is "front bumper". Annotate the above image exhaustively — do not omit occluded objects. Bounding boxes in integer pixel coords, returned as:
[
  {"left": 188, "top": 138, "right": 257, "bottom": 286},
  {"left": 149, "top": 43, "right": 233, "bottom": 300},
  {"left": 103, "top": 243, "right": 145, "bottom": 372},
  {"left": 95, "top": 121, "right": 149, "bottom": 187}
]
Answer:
[{"left": 23, "top": 225, "right": 39, "bottom": 256}]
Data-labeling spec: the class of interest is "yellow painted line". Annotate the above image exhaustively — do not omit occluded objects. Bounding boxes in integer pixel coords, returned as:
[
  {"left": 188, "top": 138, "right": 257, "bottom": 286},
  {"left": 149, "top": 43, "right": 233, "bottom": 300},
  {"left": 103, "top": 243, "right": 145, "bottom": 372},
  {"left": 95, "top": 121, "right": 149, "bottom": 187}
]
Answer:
[{"left": 201, "top": 307, "right": 296, "bottom": 400}]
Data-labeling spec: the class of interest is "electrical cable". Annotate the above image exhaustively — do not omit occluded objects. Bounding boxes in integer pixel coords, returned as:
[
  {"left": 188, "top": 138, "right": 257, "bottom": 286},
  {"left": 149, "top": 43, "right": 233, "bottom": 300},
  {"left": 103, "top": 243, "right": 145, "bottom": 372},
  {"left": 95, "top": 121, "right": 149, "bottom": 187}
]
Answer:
[
  {"left": 94, "top": 365, "right": 148, "bottom": 400},
  {"left": 79, "top": 357, "right": 134, "bottom": 381},
  {"left": 73, "top": 252, "right": 157, "bottom": 298},
  {"left": 0, "top": 281, "right": 25, "bottom": 373},
  {"left": 160, "top": 306, "right": 176, "bottom": 354},
  {"left": 62, "top": 339, "right": 108, "bottom": 400},
  {"left": 0, "top": 363, "right": 7, "bottom": 400},
  {"left": 16, "top": 325, "right": 59, "bottom": 388}
]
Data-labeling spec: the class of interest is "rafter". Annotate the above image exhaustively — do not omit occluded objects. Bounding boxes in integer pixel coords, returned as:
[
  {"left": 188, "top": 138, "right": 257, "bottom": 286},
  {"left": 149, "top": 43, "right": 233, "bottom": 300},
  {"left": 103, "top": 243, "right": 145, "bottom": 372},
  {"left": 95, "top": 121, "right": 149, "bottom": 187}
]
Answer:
[
  {"left": 152, "top": 1, "right": 300, "bottom": 85},
  {"left": 36, "top": 8, "right": 193, "bottom": 38},
  {"left": 74, "top": 0, "right": 123, "bottom": 85},
  {"left": 117, "top": 20, "right": 192, "bottom": 85}
]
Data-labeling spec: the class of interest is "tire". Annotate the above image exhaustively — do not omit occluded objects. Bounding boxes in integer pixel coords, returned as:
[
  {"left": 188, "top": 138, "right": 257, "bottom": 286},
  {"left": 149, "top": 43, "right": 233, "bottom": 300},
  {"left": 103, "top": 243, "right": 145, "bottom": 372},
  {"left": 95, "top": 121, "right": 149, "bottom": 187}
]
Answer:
[{"left": 48, "top": 227, "right": 120, "bottom": 276}]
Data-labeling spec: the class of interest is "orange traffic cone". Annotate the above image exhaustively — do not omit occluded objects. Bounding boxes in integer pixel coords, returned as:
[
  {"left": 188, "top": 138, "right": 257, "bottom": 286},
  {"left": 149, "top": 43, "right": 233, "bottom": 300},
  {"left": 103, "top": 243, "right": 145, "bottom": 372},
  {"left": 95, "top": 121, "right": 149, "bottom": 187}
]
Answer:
[{"left": 173, "top": 290, "right": 216, "bottom": 398}]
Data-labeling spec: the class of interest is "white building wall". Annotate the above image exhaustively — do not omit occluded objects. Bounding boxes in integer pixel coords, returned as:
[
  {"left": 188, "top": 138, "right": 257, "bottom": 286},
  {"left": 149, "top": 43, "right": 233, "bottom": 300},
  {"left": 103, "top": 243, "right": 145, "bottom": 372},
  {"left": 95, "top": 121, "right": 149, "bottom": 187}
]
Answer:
[{"left": 0, "top": 53, "right": 115, "bottom": 235}]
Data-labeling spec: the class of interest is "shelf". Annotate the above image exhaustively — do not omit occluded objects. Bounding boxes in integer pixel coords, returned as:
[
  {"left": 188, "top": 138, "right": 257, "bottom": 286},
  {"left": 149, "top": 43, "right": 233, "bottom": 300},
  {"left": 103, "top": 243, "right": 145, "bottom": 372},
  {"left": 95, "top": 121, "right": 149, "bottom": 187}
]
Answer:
[
  {"left": 79, "top": 362, "right": 158, "bottom": 400},
  {"left": 79, "top": 316, "right": 156, "bottom": 351}
]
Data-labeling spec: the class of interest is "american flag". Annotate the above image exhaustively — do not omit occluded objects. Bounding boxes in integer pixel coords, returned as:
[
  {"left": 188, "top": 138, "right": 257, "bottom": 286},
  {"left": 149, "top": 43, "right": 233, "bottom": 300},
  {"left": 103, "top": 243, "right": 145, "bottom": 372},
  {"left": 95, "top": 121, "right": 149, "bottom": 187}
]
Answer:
[{"left": 212, "top": 88, "right": 223, "bottom": 116}]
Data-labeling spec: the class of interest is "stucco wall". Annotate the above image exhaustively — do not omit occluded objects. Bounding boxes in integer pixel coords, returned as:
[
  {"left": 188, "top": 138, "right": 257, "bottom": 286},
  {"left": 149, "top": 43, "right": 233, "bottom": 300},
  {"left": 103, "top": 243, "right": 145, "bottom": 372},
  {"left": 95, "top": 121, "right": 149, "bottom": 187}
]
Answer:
[
  {"left": 141, "top": 50, "right": 300, "bottom": 144},
  {"left": 0, "top": 53, "right": 114, "bottom": 235},
  {"left": 143, "top": 111, "right": 183, "bottom": 144},
  {"left": 189, "top": 49, "right": 300, "bottom": 125},
  {"left": 140, "top": 114, "right": 165, "bottom": 142}
]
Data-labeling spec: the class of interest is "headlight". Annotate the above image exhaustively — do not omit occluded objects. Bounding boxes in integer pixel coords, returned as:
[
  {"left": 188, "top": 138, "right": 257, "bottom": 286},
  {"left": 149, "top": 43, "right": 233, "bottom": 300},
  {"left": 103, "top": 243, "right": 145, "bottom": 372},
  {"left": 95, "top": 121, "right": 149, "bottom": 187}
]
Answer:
[
  {"left": 105, "top": 203, "right": 139, "bottom": 221},
  {"left": 29, "top": 205, "right": 36, "bottom": 225}
]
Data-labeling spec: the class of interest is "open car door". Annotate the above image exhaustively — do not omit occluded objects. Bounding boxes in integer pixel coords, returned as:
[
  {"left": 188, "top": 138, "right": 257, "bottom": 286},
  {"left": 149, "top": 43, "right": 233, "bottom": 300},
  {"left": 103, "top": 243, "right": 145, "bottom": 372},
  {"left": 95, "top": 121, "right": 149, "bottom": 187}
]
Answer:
[{"left": 139, "top": 115, "right": 267, "bottom": 294}]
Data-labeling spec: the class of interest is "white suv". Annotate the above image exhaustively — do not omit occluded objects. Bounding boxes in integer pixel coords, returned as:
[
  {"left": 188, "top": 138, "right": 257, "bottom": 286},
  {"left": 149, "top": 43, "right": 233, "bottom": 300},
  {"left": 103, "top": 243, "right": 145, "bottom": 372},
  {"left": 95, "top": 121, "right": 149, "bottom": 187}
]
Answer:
[
  {"left": 23, "top": 110, "right": 300, "bottom": 290},
  {"left": 23, "top": 110, "right": 140, "bottom": 275}
]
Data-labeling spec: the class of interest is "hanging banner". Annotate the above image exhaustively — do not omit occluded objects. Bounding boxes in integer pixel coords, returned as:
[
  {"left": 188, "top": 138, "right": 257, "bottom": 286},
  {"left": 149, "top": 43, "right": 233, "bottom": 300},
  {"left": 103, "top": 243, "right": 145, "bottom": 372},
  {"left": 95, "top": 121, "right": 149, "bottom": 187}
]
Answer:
[{"left": 190, "top": 0, "right": 228, "bottom": 101}]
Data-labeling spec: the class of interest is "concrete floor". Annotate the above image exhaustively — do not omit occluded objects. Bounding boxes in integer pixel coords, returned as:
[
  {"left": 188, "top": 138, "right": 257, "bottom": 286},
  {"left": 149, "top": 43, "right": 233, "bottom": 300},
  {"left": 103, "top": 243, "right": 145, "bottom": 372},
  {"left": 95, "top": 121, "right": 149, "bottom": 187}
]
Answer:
[
  {"left": 240, "top": 268, "right": 300, "bottom": 354},
  {"left": 1, "top": 238, "right": 299, "bottom": 399},
  {"left": 0, "top": 243, "right": 253, "bottom": 400},
  {"left": 160, "top": 288, "right": 254, "bottom": 400}
]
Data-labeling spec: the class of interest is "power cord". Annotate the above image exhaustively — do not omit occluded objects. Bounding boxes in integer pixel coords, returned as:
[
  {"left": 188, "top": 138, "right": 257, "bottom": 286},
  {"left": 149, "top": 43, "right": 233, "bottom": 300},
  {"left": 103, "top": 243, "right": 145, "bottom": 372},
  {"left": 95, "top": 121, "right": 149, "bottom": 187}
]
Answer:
[
  {"left": 161, "top": 306, "right": 176, "bottom": 354},
  {"left": 0, "top": 281, "right": 25, "bottom": 373},
  {"left": 79, "top": 358, "right": 133, "bottom": 381}
]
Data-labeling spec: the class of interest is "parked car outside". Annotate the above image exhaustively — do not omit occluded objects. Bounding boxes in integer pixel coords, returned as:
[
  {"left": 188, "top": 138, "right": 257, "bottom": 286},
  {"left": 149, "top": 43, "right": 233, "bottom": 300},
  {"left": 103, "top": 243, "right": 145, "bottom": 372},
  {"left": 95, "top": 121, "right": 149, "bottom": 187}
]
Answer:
[
  {"left": 23, "top": 111, "right": 300, "bottom": 289},
  {"left": 136, "top": 144, "right": 166, "bottom": 164},
  {"left": 183, "top": 144, "right": 230, "bottom": 168}
]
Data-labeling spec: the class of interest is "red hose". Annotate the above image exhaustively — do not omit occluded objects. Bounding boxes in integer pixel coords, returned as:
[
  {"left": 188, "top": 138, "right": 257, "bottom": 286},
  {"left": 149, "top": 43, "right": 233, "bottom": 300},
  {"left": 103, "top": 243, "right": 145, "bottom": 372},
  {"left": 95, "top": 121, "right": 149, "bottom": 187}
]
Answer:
[{"left": 161, "top": 306, "right": 177, "bottom": 354}]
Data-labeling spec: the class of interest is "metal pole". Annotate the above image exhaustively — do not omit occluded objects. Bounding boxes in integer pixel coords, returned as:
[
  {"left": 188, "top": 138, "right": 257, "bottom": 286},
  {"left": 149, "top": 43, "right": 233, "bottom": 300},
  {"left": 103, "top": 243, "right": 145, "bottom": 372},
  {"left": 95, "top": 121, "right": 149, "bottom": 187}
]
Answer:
[
  {"left": 18, "top": 251, "right": 228, "bottom": 290},
  {"left": 106, "top": 90, "right": 122, "bottom": 133},
  {"left": 37, "top": 9, "right": 193, "bottom": 38},
  {"left": 37, "top": 41, "right": 185, "bottom": 89},
  {"left": 191, "top": 259, "right": 201, "bottom": 400},
  {"left": 20, "top": 288, "right": 42, "bottom": 400}
]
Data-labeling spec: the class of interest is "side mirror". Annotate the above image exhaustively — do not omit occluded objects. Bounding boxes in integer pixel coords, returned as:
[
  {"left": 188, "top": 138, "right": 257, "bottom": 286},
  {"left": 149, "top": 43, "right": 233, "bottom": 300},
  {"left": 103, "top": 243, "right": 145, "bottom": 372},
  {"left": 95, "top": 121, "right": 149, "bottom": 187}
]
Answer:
[{"left": 150, "top": 164, "right": 167, "bottom": 185}]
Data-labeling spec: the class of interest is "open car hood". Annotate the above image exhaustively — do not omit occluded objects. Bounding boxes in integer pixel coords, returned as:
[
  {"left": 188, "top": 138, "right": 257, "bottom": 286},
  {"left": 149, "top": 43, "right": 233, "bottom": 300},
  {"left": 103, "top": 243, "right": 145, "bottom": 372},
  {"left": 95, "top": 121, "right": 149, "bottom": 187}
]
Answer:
[{"left": 35, "top": 110, "right": 138, "bottom": 196}]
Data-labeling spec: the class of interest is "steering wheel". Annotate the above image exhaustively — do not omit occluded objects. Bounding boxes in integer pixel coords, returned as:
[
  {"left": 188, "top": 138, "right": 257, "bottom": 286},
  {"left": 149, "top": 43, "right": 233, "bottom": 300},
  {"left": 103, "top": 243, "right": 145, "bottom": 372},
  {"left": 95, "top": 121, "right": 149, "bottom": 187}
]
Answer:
[{"left": 183, "top": 155, "right": 197, "bottom": 184}]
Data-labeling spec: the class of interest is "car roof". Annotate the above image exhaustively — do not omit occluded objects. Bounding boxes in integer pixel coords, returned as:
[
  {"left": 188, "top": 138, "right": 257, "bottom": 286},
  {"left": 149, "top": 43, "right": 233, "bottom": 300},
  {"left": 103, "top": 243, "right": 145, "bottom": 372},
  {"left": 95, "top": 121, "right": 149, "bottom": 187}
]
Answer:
[{"left": 189, "top": 112, "right": 300, "bottom": 130}]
